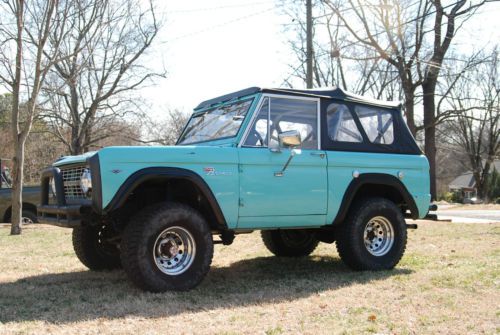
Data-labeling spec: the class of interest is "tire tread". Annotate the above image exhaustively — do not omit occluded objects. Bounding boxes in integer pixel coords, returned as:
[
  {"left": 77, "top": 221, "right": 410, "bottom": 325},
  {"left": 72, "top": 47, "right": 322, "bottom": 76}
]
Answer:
[
  {"left": 336, "top": 197, "right": 407, "bottom": 270},
  {"left": 121, "top": 202, "right": 213, "bottom": 292},
  {"left": 261, "top": 230, "right": 319, "bottom": 257},
  {"left": 72, "top": 226, "right": 121, "bottom": 270}
]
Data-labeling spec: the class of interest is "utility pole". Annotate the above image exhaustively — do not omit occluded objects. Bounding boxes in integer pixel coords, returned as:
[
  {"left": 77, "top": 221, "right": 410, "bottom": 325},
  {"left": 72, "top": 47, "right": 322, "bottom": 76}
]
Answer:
[{"left": 306, "top": 0, "right": 313, "bottom": 88}]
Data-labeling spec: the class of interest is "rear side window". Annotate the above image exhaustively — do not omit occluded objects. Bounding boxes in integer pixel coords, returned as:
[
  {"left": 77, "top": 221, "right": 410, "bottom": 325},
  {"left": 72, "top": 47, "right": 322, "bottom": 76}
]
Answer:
[
  {"left": 355, "top": 106, "right": 394, "bottom": 144},
  {"left": 327, "top": 103, "right": 363, "bottom": 143}
]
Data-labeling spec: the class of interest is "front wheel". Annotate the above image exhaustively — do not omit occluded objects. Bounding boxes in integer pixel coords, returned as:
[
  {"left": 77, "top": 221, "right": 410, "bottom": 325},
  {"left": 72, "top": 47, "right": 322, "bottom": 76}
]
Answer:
[
  {"left": 336, "top": 197, "right": 407, "bottom": 270},
  {"left": 261, "top": 229, "right": 319, "bottom": 257},
  {"left": 120, "top": 202, "right": 213, "bottom": 292},
  {"left": 72, "top": 225, "right": 121, "bottom": 270}
]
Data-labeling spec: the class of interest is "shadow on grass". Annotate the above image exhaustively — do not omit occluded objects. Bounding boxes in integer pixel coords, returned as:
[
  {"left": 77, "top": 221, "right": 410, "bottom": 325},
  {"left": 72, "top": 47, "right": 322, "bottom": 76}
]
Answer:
[{"left": 0, "top": 255, "right": 412, "bottom": 324}]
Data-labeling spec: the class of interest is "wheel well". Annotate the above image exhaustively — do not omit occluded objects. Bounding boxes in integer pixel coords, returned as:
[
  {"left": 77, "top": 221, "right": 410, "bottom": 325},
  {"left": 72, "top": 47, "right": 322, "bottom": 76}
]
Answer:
[
  {"left": 332, "top": 175, "right": 419, "bottom": 225},
  {"left": 3, "top": 202, "right": 38, "bottom": 222},
  {"left": 351, "top": 184, "right": 405, "bottom": 208},
  {"left": 111, "top": 177, "right": 225, "bottom": 232}
]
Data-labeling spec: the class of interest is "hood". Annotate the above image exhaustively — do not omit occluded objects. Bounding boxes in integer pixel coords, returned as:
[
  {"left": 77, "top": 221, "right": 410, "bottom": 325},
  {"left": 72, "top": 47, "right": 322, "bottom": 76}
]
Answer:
[{"left": 53, "top": 151, "right": 96, "bottom": 167}]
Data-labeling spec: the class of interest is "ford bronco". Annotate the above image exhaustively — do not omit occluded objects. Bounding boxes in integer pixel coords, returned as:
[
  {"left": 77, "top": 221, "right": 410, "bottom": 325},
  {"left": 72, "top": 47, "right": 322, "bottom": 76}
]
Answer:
[{"left": 37, "top": 87, "right": 430, "bottom": 292}]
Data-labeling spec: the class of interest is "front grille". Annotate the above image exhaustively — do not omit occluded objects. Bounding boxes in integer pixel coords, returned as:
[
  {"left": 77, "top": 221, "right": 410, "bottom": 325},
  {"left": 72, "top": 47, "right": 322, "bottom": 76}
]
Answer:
[{"left": 61, "top": 166, "right": 86, "bottom": 199}]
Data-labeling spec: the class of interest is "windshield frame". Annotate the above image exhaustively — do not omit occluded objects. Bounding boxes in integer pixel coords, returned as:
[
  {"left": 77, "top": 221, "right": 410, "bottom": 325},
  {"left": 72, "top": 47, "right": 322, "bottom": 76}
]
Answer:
[{"left": 176, "top": 96, "right": 256, "bottom": 145}]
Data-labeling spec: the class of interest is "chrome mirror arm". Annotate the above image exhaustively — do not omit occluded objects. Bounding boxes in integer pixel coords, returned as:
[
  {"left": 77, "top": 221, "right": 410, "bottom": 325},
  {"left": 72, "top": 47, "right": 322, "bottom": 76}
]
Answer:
[{"left": 274, "top": 149, "right": 300, "bottom": 177}]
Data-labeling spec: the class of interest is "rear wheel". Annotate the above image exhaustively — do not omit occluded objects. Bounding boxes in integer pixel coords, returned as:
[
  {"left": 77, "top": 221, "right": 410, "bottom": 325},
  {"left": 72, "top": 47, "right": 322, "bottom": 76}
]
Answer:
[
  {"left": 72, "top": 225, "right": 122, "bottom": 270},
  {"left": 121, "top": 202, "right": 213, "bottom": 292},
  {"left": 261, "top": 229, "right": 319, "bottom": 257},
  {"left": 336, "top": 197, "right": 407, "bottom": 270}
]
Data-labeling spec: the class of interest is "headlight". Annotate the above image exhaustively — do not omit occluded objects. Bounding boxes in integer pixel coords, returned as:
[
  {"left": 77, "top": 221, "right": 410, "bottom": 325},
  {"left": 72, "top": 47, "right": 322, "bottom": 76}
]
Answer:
[
  {"left": 80, "top": 168, "right": 92, "bottom": 196},
  {"left": 50, "top": 178, "right": 56, "bottom": 196}
]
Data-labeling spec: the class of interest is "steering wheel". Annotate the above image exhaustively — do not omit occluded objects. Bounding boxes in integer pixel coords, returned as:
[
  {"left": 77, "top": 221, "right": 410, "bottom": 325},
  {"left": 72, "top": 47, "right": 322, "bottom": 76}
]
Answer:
[{"left": 253, "top": 131, "right": 265, "bottom": 146}]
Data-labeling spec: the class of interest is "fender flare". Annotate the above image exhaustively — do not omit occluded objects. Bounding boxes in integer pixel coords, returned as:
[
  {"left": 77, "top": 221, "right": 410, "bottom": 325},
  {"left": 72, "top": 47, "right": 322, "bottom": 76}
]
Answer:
[
  {"left": 332, "top": 173, "right": 419, "bottom": 225},
  {"left": 103, "top": 167, "right": 227, "bottom": 228}
]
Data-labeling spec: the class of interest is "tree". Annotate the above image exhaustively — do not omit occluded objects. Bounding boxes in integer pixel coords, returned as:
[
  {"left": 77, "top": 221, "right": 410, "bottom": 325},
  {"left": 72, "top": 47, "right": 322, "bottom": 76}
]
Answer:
[
  {"left": 487, "top": 167, "right": 500, "bottom": 201},
  {"left": 137, "top": 109, "right": 189, "bottom": 146},
  {"left": 42, "top": 0, "right": 163, "bottom": 155},
  {"left": 445, "top": 49, "right": 500, "bottom": 200},
  {"left": 0, "top": 0, "right": 70, "bottom": 234},
  {"left": 0, "top": 93, "right": 65, "bottom": 185},
  {"left": 320, "top": 0, "right": 486, "bottom": 199},
  {"left": 282, "top": 0, "right": 402, "bottom": 101}
]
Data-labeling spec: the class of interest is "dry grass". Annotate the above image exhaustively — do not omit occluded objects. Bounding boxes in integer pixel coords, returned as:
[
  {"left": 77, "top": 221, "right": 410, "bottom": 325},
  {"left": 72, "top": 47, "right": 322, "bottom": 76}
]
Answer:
[{"left": 0, "top": 221, "right": 499, "bottom": 335}]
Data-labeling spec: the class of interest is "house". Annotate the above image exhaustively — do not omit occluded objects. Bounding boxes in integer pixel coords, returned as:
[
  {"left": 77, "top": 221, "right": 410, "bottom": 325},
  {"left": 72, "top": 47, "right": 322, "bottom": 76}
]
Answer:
[{"left": 449, "top": 160, "right": 500, "bottom": 202}]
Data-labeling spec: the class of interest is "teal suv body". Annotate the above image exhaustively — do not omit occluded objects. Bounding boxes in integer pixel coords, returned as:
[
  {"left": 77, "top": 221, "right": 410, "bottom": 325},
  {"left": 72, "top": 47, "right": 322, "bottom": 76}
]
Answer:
[{"left": 38, "top": 87, "right": 430, "bottom": 291}]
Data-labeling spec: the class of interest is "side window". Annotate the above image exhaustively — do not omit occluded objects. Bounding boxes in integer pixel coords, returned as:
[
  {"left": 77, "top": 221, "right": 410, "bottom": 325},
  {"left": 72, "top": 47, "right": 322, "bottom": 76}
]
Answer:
[
  {"left": 269, "top": 98, "right": 318, "bottom": 150},
  {"left": 355, "top": 106, "right": 394, "bottom": 144},
  {"left": 243, "top": 97, "right": 269, "bottom": 147},
  {"left": 327, "top": 103, "right": 363, "bottom": 143}
]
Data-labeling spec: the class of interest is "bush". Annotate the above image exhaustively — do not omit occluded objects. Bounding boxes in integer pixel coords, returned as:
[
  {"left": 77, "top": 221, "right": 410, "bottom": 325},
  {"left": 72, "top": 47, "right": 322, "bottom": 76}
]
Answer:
[
  {"left": 438, "top": 191, "right": 462, "bottom": 203},
  {"left": 439, "top": 192, "right": 454, "bottom": 202}
]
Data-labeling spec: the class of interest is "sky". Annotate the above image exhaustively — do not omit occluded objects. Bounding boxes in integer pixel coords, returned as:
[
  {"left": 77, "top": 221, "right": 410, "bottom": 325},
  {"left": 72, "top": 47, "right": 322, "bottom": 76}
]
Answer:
[
  {"left": 141, "top": 0, "right": 293, "bottom": 115},
  {"left": 1, "top": 0, "right": 498, "bottom": 117},
  {"left": 141, "top": 0, "right": 500, "bottom": 117}
]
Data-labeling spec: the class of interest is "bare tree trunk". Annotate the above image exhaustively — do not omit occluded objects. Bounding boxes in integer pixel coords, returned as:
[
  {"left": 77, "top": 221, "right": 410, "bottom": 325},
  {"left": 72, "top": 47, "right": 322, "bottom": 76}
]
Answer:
[
  {"left": 423, "top": 81, "right": 437, "bottom": 200},
  {"left": 10, "top": 0, "right": 24, "bottom": 235},
  {"left": 10, "top": 143, "right": 25, "bottom": 234},
  {"left": 403, "top": 91, "right": 416, "bottom": 136}
]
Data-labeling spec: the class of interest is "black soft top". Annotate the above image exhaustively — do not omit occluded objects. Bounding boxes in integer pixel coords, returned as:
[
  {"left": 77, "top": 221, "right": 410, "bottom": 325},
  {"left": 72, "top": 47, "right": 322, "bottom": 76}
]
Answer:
[
  {"left": 194, "top": 86, "right": 421, "bottom": 155},
  {"left": 195, "top": 86, "right": 401, "bottom": 110}
]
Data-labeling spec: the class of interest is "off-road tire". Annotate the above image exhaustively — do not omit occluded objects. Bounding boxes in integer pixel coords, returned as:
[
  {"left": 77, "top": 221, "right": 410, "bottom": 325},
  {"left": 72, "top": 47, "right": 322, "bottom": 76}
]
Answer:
[
  {"left": 120, "top": 202, "right": 213, "bottom": 292},
  {"left": 336, "top": 197, "right": 407, "bottom": 270},
  {"left": 261, "top": 229, "right": 319, "bottom": 257},
  {"left": 72, "top": 225, "right": 122, "bottom": 270}
]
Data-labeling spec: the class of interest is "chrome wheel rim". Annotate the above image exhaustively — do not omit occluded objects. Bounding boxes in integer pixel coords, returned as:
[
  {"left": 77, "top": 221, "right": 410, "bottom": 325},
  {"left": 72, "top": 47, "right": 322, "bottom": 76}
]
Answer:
[
  {"left": 153, "top": 226, "right": 196, "bottom": 276},
  {"left": 363, "top": 216, "right": 394, "bottom": 256}
]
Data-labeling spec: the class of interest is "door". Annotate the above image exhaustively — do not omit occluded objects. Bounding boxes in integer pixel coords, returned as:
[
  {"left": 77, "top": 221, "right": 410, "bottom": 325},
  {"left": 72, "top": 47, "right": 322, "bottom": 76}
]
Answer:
[{"left": 237, "top": 96, "right": 327, "bottom": 228}]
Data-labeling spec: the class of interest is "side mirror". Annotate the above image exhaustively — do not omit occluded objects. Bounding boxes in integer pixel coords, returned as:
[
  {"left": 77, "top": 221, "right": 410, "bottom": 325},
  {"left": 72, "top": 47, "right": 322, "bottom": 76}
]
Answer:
[
  {"left": 273, "top": 130, "right": 302, "bottom": 177},
  {"left": 279, "top": 130, "right": 302, "bottom": 148}
]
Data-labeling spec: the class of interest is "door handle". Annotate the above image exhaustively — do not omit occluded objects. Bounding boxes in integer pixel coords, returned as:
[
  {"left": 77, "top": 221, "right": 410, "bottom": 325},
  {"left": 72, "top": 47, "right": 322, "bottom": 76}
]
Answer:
[{"left": 310, "top": 152, "right": 325, "bottom": 158}]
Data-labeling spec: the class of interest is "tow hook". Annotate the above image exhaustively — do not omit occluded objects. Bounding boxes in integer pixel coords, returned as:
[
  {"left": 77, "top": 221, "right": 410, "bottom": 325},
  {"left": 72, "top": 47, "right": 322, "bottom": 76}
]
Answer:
[{"left": 406, "top": 223, "right": 418, "bottom": 229}]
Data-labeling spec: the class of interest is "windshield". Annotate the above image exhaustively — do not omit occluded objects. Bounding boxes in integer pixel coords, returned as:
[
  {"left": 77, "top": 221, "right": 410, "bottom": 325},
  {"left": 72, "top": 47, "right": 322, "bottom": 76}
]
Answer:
[{"left": 178, "top": 98, "right": 253, "bottom": 145}]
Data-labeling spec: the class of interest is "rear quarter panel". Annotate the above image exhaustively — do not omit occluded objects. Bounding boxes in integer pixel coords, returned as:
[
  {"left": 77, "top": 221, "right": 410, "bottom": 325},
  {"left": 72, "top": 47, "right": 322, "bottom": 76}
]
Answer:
[{"left": 326, "top": 151, "right": 430, "bottom": 223}]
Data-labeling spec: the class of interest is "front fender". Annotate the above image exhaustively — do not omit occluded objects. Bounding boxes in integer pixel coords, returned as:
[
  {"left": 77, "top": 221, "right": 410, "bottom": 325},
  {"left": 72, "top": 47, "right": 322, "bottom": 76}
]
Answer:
[{"left": 104, "top": 167, "right": 227, "bottom": 229}]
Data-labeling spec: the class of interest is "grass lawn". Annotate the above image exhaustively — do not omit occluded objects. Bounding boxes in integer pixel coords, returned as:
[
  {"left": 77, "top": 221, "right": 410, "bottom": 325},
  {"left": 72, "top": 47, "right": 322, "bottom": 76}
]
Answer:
[{"left": 0, "top": 221, "right": 498, "bottom": 334}]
